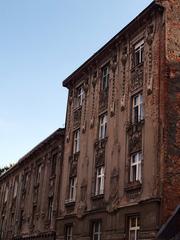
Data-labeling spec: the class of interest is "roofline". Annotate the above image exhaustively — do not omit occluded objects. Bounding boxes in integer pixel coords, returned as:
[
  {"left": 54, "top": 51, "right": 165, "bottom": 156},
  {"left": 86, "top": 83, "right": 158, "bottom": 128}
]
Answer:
[
  {"left": 0, "top": 128, "right": 65, "bottom": 180},
  {"left": 63, "top": 1, "right": 164, "bottom": 87}
]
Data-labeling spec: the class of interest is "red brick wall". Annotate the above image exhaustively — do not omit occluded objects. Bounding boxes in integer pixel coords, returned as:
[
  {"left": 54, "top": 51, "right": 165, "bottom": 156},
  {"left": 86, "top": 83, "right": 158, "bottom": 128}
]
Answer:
[{"left": 157, "top": 0, "right": 180, "bottom": 223}]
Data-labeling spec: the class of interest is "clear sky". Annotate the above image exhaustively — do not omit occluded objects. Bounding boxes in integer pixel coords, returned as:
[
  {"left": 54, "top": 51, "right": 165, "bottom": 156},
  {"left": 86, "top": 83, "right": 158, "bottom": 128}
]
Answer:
[{"left": 0, "top": 0, "right": 152, "bottom": 168}]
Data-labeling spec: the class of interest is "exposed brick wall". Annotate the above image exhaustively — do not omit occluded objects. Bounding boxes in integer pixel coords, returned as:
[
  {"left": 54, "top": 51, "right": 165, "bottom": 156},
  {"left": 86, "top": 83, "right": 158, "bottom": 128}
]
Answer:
[
  {"left": 162, "top": 62, "right": 180, "bottom": 222},
  {"left": 156, "top": 0, "right": 180, "bottom": 223}
]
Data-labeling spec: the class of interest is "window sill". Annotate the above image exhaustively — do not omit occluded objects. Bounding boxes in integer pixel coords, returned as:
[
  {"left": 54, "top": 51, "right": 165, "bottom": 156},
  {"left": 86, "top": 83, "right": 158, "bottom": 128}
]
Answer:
[
  {"left": 125, "top": 181, "right": 142, "bottom": 192},
  {"left": 49, "top": 175, "right": 56, "bottom": 180},
  {"left": 126, "top": 120, "right": 144, "bottom": 133},
  {"left": 94, "top": 137, "right": 108, "bottom": 147},
  {"left": 64, "top": 200, "right": 76, "bottom": 208},
  {"left": 73, "top": 105, "right": 82, "bottom": 112},
  {"left": 131, "top": 62, "right": 144, "bottom": 72},
  {"left": 91, "top": 194, "right": 104, "bottom": 201}
]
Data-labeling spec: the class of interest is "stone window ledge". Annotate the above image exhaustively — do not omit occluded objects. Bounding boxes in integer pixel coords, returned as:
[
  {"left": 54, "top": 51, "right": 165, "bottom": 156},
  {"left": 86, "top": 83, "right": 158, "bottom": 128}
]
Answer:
[
  {"left": 125, "top": 181, "right": 142, "bottom": 192},
  {"left": 64, "top": 200, "right": 76, "bottom": 208},
  {"left": 91, "top": 194, "right": 104, "bottom": 201}
]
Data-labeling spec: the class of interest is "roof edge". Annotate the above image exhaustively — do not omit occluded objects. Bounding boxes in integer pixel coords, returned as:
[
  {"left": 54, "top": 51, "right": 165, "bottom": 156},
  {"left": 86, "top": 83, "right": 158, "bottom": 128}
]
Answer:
[
  {"left": 63, "top": 1, "right": 164, "bottom": 88},
  {"left": 0, "top": 128, "right": 65, "bottom": 180}
]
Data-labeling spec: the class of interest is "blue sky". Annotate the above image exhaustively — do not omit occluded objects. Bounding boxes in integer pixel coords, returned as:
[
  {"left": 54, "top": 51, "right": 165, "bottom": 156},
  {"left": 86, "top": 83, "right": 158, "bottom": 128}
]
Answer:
[{"left": 0, "top": 0, "right": 152, "bottom": 168}]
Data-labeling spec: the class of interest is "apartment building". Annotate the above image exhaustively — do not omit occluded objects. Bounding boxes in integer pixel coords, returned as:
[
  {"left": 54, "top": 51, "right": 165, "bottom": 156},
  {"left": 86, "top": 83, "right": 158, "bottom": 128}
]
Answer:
[
  {"left": 56, "top": 1, "right": 180, "bottom": 240},
  {"left": 0, "top": 0, "right": 179, "bottom": 240},
  {"left": 0, "top": 129, "right": 64, "bottom": 240}
]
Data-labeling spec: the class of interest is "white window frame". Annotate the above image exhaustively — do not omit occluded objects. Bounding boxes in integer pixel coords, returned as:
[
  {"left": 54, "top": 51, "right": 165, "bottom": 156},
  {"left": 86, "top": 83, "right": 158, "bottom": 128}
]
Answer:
[
  {"left": 134, "top": 40, "right": 144, "bottom": 66},
  {"left": 130, "top": 152, "right": 142, "bottom": 183},
  {"left": 99, "top": 114, "right": 107, "bottom": 140},
  {"left": 66, "top": 225, "right": 73, "bottom": 240},
  {"left": 92, "top": 221, "right": 101, "bottom": 240},
  {"left": 129, "top": 216, "right": 140, "bottom": 240},
  {"left": 73, "top": 129, "right": 80, "bottom": 154},
  {"left": 75, "top": 85, "right": 84, "bottom": 108},
  {"left": 36, "top": 164, "right": 42, "bottom": 184},
  {"left": 95, "top": 166, "right": 105, "bottom": 195},
  {"left": 101, "top": 65, "right": 109, "bottom": 90},
  {"left": 132, "top": 93, "right": 143, "bottom": 123},
  {"left": 48, "top": 197, "right": 53, "bottom": 222},
  {"left": 4, "top": 185, "right": 9, "bottom": 203},
  {"left": 69, "top": 177, "right": 77, "bottom": 202},
  {"left": 13, "top": 179, "right": 18, "bottom": 198}
]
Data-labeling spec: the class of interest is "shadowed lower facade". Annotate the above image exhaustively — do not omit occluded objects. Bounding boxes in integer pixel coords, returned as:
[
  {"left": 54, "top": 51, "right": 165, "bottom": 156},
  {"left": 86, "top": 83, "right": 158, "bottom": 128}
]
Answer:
[{"left": 0, "top": 0, "right": 180, "bottom": 240}]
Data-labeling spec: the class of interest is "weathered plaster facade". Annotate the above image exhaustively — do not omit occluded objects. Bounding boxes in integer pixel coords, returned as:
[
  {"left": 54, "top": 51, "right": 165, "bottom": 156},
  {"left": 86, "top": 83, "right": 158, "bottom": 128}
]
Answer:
[
  {"left": 56, "top": 1, "right": 180, "bottom": 239},
  {"left": 0, "top": 1, "right": 179, "bottom": 240}
]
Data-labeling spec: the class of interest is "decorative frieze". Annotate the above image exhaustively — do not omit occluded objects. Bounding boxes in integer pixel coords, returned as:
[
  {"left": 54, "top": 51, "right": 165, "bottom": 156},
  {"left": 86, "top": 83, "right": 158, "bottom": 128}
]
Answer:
[
  {"left": 126, "top": 121, "right": 144, "bottom": 154},
  {"left": 131, "top": 64, "right": 144, "bottom": 91},
  {"left": 110, "top": 52, "right": 117, "bottom": 116},
  {"left": 121, "top": 44, "right": 128, "bottom": 111},
  {"left": 82, "top": 78, "right": 89, "bottom": 133},
  {"left": 69, "top": 154, "right": 79, "bottom": 177},
  {"left": 146, "top": 23, "right": 155, "bottom": 95},
  {"left": 73, "top": 108, "right": 82, "bottom": 129},
  {"left": 99, "top": 90, "right": 108, "bottom": 113},
  {"left": 107, "top": 168, "right": 120, "bottom": 212},
  {"left": 90, "top": 71, "right": 97, "bottom": 129},
  {"left": 94, "top": 138, "right": 107, "bottom": 167}
]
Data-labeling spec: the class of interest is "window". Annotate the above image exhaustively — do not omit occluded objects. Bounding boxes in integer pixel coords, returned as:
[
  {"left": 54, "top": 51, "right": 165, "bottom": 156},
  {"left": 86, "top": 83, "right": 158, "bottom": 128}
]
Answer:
[
  {"left": 75, "top": 85, "right": 84, "bottom": 108},
  {"left": 92, "top": 221, "right": 101, "bottom": 240},
  {"left": 73, "top": 129, "right": 80, "bottom": 153},
  {"left": 130, "top": 152, "right": 142, "bottom": 183},
  {"left": 11, "top": 213, "right": 14, "bottom": 226},
  {"left": 95, "top": 166, "right": 105, "bottom": 195},
  {"left": 134, "top": 40, "right": 144, "bottom": 66},
  {"left": 132, "top": 93, "right": 143, "bottom": 123},
  {"left": 101, "top": 65, "right": 109, "bottom": 90},
  {"left": 128, "top": 216, "right": 140, "bottom": 240},
  {"left": 51, "top": 153, "right": 57, "bottom": 176},
  {"left": 4, "top": 185, "right": 9, "bottom": 203},
  {"left": 13, "top": 179, "right": 18, "bottom": 198},
  {"left": 65, "top": 225, "right": 73, "bottom": 240},
  {"left": 36, "top": 164, "right": 42, "bottom": 184},
  {"left": 99, "top": 114, "right": 107, "bottom": 140},
  {"left": 19, "top": 210, "right": 24, "bottom": 229},
  {"left": 48, "top": 197, "right": 53, "bottom": 222},
  {"left": 32, "top": 205, "right": 37, "bottom": 227},
  {"left": 22, "top": 172, "right": 29, "bottom": 190},
  {"left": 69, "top": 177, "right": 77, "bottom": 202}
]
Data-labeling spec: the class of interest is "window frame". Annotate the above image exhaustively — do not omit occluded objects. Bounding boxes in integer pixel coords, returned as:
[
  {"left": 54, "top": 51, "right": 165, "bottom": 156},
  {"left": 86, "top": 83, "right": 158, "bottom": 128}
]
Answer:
[
  {"left": 101, "top": 65, "right": 109, "bottom": 91},
  {"left": 92, "top": 221, "right": 101, "bottom": 240},
  {"left": 130, "top": 152, "right": 142, "bottom": 183},
  {"left": 134, "top": 40, "right": 144, "bottom": 67},
  {"left": 73, "top": 129, "right": 80, "bottom": 154},
  {"left": 69, "top": 176, "right": 77, "bottom": 202},
  {"left": 4, "top": 185, "right": 9, "bottom": 203},
  {"left": 13, "top": 178, "right": 18, "bottom": 198},
  {"left": 95, "top": 166, "right": 105, "bottom": 196},
  {"left": 74, "top": 85, "right": 84, "bottom": 109},
  {"left": 36, "top": 163, "right": 42, "bottom": 184},
  {"left": 132, "top": 93, "right": 143, "bottom": 124},
  {"left": 65, "top": 225, "right": 73, "bottom": 240},
  {"left": 128, "top": 216, "right": 140, "bottom": 240},
  {"left": 48, "top": 196, "right": 53, "bottom": 222},
  {"left": 98, "top": 113, "right": 107, "bottom": 140},
  {"left": 51, "top": 153, "right": 57, "bottom": 176}
]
